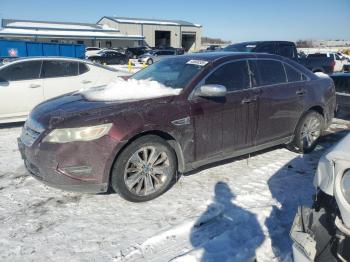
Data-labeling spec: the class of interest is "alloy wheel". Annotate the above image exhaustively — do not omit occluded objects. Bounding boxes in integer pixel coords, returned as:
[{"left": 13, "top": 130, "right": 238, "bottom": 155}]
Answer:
[
  {"left": 300, "top": 116, "right": 321, "bottom": 150},
  {"left": 123, "top": 146, "right": 171, "bottom": 196}
]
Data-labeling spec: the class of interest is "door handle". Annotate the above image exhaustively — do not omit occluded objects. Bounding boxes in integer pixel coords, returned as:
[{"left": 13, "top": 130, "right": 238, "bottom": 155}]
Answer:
[
  {"left": 82, "top": 80, "right": 92, "bottom": 84},
  {"left": 28, "top": 84, "right": 41, "bottom": 88},
  {"left": 241, "top": 97, "right": 257, "bottom": 104},
  {"left": 296, "top": 90, "right": 306, "bottom": 96}
]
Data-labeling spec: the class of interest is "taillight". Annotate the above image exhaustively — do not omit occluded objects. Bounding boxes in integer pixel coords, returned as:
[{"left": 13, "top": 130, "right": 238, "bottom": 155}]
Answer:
[{"left": 331, "top": 60, "right": 335, "bottom": 70}]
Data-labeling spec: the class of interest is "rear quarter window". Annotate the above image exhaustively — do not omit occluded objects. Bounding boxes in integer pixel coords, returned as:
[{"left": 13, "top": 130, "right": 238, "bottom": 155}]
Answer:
[
  {"left": 284, "top": 63, "right": 306, "bottom": 82},
  {"left": 78, "top": 62, "right": 89, "bottom": 75}
]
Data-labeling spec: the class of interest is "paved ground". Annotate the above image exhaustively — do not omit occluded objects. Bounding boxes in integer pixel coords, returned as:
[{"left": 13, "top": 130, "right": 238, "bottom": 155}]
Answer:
[{"left": 0, "top": 114, "right": 349, "bottom": 262}]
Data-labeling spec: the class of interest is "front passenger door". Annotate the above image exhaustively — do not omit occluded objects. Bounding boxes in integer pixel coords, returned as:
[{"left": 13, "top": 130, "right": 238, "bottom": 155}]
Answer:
[
  {"left": 0, "top": 60, "right": 43, "bottom": 121},
  {"left": 190, "top": 60, "right": 259, "bottom": 162}
]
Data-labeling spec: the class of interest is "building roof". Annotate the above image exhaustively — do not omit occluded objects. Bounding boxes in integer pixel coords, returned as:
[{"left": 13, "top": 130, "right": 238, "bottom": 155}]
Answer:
[
  {"left": 2, "top": 19, "right": 119, "bottom": 32},
  {"left": 0, "top": 19, "right": 144, "bottom": 40},
  {"left": 100, "top": 16, "right": 202, "bottom": 27}
]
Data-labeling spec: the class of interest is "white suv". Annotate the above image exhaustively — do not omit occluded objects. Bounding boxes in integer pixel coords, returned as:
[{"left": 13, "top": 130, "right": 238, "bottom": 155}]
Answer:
[{"left": 0, "top": 57, "right": 124, "bottom": 123}]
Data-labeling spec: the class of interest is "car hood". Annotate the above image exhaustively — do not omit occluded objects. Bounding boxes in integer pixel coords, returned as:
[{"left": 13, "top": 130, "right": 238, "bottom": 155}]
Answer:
[
  {"left": 28, "top": 92, "right": 175, "bottom": 130},
  {"left": 314, "top": 132, "right": 350, "bottom": 195}
]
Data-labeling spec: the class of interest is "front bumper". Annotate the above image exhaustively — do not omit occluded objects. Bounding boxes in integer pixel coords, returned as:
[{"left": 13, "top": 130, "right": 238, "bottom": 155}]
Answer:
[{"left": 18, "top": 133, "right": 121, "bottom": 193}]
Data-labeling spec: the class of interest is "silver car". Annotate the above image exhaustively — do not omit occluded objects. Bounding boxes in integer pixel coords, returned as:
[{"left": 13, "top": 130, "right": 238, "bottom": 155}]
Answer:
[
  {"left": 138, "top": 49, "right": 177, "bottom": 65},
  {"left": 291, "top": 132, "right": 350, "bottom": 261}
]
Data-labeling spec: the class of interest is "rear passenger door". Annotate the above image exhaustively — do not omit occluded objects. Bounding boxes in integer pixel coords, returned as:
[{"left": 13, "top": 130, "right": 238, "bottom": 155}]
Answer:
[
  {"left": 41, "top": 60, "right": 82, "bottom": 99},
  {"left": 251, "top": 59, "right": 307, "bottom": 145}
]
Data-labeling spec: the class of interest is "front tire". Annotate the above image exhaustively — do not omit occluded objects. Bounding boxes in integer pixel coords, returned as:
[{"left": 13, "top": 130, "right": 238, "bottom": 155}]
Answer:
[
  {"left": 111, "top": 135, "right": 177, "bottom": 202},
  {"left": 287, "top": 111, "right": 324, "bottom": 153},
  {"left": 147, "top": 58, "right": 153, "bottom": 65}
]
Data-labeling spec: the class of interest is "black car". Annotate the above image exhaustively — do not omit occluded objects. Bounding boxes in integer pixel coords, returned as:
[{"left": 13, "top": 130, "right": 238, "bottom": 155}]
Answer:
[
  {"left": 88, "top": 51, "right": 127, "bottom": 65},
  {"left": 125, "top": 47, "right": 150, "bottom": 59},
  {"left": 224, "top": 41, "right": 298, "bottom": 61},
  {"left": 330, "top": 73, "right": 350, "bottom": 111}
]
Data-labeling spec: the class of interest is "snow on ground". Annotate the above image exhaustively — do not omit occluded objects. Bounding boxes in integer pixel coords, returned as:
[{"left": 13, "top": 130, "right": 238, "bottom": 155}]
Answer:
[{"left": 0, "top": 117, "right": 349, "bottom": 262}]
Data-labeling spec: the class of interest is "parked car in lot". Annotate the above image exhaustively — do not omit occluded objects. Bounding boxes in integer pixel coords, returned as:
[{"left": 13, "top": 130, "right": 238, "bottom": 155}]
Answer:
[
  {"left": 223, "top": 41, "right": 299, "bottom": 61},
  {"left": 291, "top": 133, "right": 350, "bottom": 262},
  {"left": 85, "top": 47, "right": 103, "bottom": 57},
  {"left": 0, "top": 57, "right": 119, "bottom": 123},
  {"left": 125, "top": 46, "right": 150, "bottom": 59},
  {"left": 224, "top": 41, "right": 344, "bottom": 74},
  {"left": 18, "top": 52, "right": 336, "bottom": 202},
  {"left": 330, "top": 73, "right": 350, "bottom": 112},
  {"left": 306, "top": 53, "right": 349, "bottom": 73},
  {"left": 87, "top": 50, "right": 128, "bottom": 65},
  {"left": 138, "top": 49, "right": 178, "bottom": 65}
]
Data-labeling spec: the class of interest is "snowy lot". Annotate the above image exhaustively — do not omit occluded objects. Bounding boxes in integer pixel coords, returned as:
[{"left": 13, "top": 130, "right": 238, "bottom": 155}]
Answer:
[{"left": 0, "top": 116, "right": 349, "bottom": 262}]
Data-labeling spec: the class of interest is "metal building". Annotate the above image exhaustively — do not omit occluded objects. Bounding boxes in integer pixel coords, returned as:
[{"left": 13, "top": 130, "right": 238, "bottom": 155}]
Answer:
[
  {"left": 97, "top": 17, "right": 202, "bottom": 52},
  {"left": 0, "top": 19, "right": 144, "bottom": 48}
]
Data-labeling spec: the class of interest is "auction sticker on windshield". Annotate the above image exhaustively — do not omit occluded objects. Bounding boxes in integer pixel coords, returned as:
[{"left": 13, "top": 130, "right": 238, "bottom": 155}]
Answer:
[{"left": 186, "top": 60, "right": 209, "bottom": 66}]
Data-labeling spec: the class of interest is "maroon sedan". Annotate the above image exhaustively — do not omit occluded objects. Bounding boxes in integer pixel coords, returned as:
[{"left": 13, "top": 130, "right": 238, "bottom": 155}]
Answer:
[{"left": 18, "top": 52, "right": 336, "bottom": 202}]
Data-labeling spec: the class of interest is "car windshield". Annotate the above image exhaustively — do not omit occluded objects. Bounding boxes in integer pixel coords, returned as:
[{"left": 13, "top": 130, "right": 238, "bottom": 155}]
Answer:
[
  {"left": 131, "top": 57, "right": 208, "bottom": 89},
  {"left": 223, "top": 43, "right": 257, "bottom": 52}
]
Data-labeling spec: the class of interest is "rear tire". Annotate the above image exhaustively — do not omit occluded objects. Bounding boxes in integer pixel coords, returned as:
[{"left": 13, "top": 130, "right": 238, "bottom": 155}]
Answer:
[
  {"left": 111, "top": 135, "right": 177, "bottom": 202},
  {"left": 287, "top": 111, "right": 324, "bottom": 154}
]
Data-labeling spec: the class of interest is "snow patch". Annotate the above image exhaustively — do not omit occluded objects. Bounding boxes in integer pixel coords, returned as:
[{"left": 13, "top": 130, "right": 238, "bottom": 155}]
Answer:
[
  {"left": 81, "top": 78, "right": 181, "bottom": 101},
  {"left": 314, "top": 72, "right": 330, "bottom": 78}
]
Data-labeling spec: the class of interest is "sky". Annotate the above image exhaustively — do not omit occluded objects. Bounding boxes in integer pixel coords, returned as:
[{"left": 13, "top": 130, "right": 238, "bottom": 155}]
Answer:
[{"left": 1, "top": 0, "right": 349, "bottom": 42}]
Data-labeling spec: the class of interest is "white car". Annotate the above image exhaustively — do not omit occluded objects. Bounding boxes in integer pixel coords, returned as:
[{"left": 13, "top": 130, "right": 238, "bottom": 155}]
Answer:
[
  {"left": 0, "top": 57, "right": 121, "bottom": 123},
  {"left": 291, "top": 133, "right": 350, "bottom": 261},
  {"left": 85, "top": 47, "right": 103, "bottom": 58}
]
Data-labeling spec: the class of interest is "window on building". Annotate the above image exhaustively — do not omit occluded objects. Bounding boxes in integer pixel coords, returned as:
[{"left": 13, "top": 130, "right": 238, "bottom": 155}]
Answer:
[
  {"left": 77, "top": 40, "right": 84, "bottom": 45},
  {"left": 106, "top": 41, "right": 112, "bottom": 48}
]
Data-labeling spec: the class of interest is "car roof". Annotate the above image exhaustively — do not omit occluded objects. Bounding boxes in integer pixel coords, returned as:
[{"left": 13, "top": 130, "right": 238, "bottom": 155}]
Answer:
[
  {"left": 0, "top": 56, "right": 118, "bottom": 71},
  {"left": 228, "top": 41, "right": 295, "bottom": 46},
  {"left": 4, "top": 56, "right": 87, "bottom": 63},
  {"left": 179, "top": 51, "right": 284, "bottom": 62}
]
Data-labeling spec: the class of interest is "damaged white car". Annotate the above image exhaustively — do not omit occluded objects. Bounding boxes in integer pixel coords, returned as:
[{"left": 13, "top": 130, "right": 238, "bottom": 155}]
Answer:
[{"left": 291, "top": 133, "right": 350, "bottom": 261}]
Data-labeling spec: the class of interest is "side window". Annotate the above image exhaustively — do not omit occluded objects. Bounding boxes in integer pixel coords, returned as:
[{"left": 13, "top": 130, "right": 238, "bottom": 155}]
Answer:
[
  {"left": 78, "top": 63, "right": 89, "bottom": 75},
  {"left": 279, "top": 44, "right": 296, "bottom": 59},
  {"left": 205, "top": 60, "right": 250, "bottom": 92},
  {"left": 42, "top": 61, "right": 78, "bottom": 78},
  {"left": 256, "top": 60, "right": 287, "bottom": 86},
  {"left": 284, "top": 63, "right": 306, "bottom": 82},
  {"left": 254, "top": 44, "right": 276, "bottom": 54},
  {"left": 0, "top": 61, "right": 42, "bottom": 82}
]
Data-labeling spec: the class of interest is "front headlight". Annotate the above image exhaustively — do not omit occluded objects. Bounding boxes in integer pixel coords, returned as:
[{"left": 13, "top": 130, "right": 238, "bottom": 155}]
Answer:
[
  {"left": 42, "top": 123, "right": 113, "bottom": 143},
  {"left": 341, "top": 170, "right": 350, "bottom": 203}
]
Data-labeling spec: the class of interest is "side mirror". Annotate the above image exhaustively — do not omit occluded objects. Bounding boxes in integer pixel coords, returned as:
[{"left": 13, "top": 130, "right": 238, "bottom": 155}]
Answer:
[{"left": 195, "top": 84, "right": 227, "bottom": 98}]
